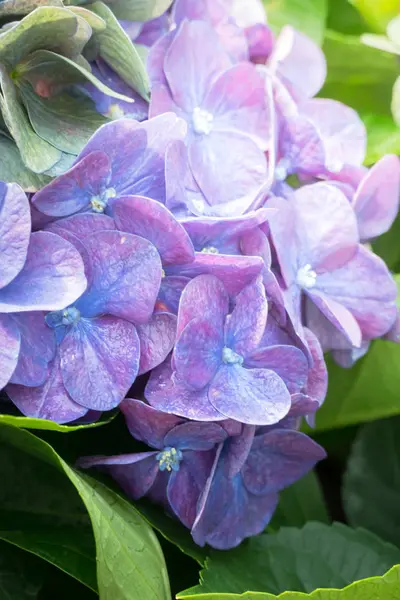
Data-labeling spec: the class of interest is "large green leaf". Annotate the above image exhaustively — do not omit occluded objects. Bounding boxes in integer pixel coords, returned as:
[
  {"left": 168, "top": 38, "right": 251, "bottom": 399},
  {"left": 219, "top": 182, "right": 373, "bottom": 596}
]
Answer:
[
  {"left": 0, "top": 540, "right": 46, "bottom": 599},
  {"left": 0, "top": 133, "right": 50, "bottom": 191},
  {"left": 176, "top": 565, "right": 400, "bottom": 599},
  {"left": 363, "top": 113, "right": 400, "bottom": 166},
  {"left": 350, "top": 0, "right": 399, "bottom": 32},
  {"left": 0, "top": 0, "right": 63, "bottom": 17},
  {"left": 0, "top": 411, "right": 116, "bottom": 432},
  {"left": 264, "top": 0, "right": 328, "bottom": 45},
  {"left": 179, "top": 523, "right": 400, "bottom": 597},
  {"left": 18, "top": 81, "right": 107, "bottom": 154},
  {"left": 0, "top": 67, "right": 62, "bottom": 173},
  {"left": 82, "top": 0, "right": 173, "bottom": 21},
  {"left": 343, "top": 417, "right": 400, "bottom": 549},
  {"left": 269, "top": 472, "right": 329, "bottom": 530},
  {"left": 0, "top": 424, "right": 171, "bottom": 600},
  {"left": 88, "top": 1, "right": 150, "bottom": 100},
  {"left": 327, "top": 0, "right": 374, "bottom": 36}
]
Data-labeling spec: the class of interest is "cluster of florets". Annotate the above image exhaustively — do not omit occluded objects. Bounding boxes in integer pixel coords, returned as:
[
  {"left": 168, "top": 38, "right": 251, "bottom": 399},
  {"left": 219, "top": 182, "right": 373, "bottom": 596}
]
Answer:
[{"left": 1, "top": 0, "right": 400, "bottom": 549}]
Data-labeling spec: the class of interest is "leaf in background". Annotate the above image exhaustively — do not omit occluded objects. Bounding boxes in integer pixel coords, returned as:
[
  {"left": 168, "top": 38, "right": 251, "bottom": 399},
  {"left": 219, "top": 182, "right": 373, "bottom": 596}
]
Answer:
[
  {"left": 88, "top": 2, "right": 150, "bottom": 100},
  {"left": 0, "top": 133, "right": 51, "bottom": 191},
  {"left": 0, "top": 411, "right": 116, "bottom": 432},
  {"left": 0, "top": 67, "right": 62, "bottom": 173},
  {"left": 343, "top": 417, "right": 400, "bottom": 549},
  {"left": 327, "top": 0, "right": 374, "bottom": 36},
  {"left": 179, "top": 523, "right": 400, "bottom": 597},
  {"left": 269, "top": 471, "right": 329, "bottom": 530},
  {"left": 363, "top": 113, "right": 400, "bottom": 166},
  {"left": 100, "top": 0, "right": 173, "bottom": 22},
  {"left": 0, "top": 0, "right": 63, "bottom": 17},
  {"left": 0, "top": 540, "right": 46, "bottom": 599},
  {"left": 18, "top": 81, "right": 107, "bottom": 154},
  {"left": 0, "top": 424, "right": 171, "bottom": 600},
  {"left": 264, "top": 0, "right": 328, "bottom": 45},
  {"left": 349, "top": 0, "right": 399, "bottom": 33}
]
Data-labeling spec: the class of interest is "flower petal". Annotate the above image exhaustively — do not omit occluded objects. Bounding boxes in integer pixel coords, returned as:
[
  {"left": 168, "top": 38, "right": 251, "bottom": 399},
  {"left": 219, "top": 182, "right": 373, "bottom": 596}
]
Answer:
[
  {"left": 0, "top": 182, "right": 31, "bottom": 289},
  {"left": 303, "top": 327, "right": 327, "bottom": 409},
  {"left": 137, "top": 312, "right": 176, "bottom": 375},
  {"left": 120, "top": 397, "right": 184, "bottom": 448},
  {"left": 60, "top": 316, "right": 140, "bottom": 410},
  {"left": 306, "top": 288, "right": 362, "bottom": 347},
  {"left": 165, "top": 422, "right": 227, "bottom": 450},
  {"left": 0, "top": 314, "right": 20, "bottom": 389},
  {"left": 245, "top": 345, "right": 308, "bottom": 393},
  {"left": 209, "top": 364, "right": 291, "bottom": 425},
  {"left": 157, "top": 275, "right": 189, "bottom": 314}
]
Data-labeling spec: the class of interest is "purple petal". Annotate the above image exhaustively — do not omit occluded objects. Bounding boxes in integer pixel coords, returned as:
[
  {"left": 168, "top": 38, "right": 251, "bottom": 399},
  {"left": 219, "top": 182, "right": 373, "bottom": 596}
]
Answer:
[
  {"left": 242, "top": 429, "right": 326, "bottom": 496},
  {"left": 0, "top": 232, "right": 87, "bottom": 313},
  {"left": 9, "top": 312, "right": 56, "bottom": 387},
  {"left": 32, "top": 152, "right": 111, "bottom": 217},
  {"left": 60, "top": 316, "right": 140, "bottom": 410},
  {"left": 137, "top": 312, "right": 176, "bottom": 375},
  {"left": 306, "top": 289, "right": 362, "bottom": 347},
  {"left": 174, "top": 318, "right": 223, "bottom": 390},
  {"left": 303, "top": 327, "right": 327, "bottom": 408},
  {"left": 353, "top": 155, "right": 400, "bottom": 241},
  {"left": 145, "top": 359, "right": 224, "bottom": 421},
  {"left": 209, "top": 364, "right": 291, "bottom": 425},
  {"left": 165, "top": 422, "right": 227, "bottom": 450},
  {"left": 7, "top": 359, "right": 87, "bottom": 423},
  {"left": 224, "top": 424, "right": 256, "bottom": 477},
  {"left": 168, "top": 253, "right": 264, "bottom": 296},
  {"left": 225, "top": 276, "right": 268, "bottom": 357},
  {"left": 157, "top": 275, "right": 189, "bottom": 314},
  {"left": 176, "top": 274, "right": 229, "bottom": 338},
  {"left": 46, "top": 213, "right": 116, "bottom": 242},
  {"left": 267, "top": 197, "right": 299, "bottom": 286},
  {"left": 245, "top": 345, "right": 308, "bottom": 393},
  {"left": 0, "top": 182, "right": 31, "bottom": 289},
  {"left": 0, "top": 314, "right": 20, "bottom": 389},
  {"left": 120, "top": 397, "right": 184, "bottom": 449},
  {"left": 279, "top": 115, "right": 326, "bottom": 177},
  {"left": 112, "top": 195, "right": 195, "bottom": 266},
  {"left": 76, "top": 231, "right": 162, "bottom": 323}
]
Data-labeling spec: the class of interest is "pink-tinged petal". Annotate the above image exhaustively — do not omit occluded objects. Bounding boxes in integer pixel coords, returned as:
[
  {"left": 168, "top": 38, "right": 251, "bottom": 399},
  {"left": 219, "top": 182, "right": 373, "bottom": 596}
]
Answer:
[
  {"left": 242, "top": 429, "right": 326, "bottom": 496},
  {"left": 46, "top": 213, "right": 116, "bottom": 242},
  {"left": 279, "top": 115, "right": 326, "bottom": 176},
  {"left": 353, "top": 155, "right": 400, "bottom": 241},
  {"left": 305, "top": 295, "right": 356, "bottom": 352},
  {"left": 303, "top": 327, "right": 327, "bottom": 408},
  {"left": 209, "top": 364, "right": 291, "bottom": 425},
  {"left": 306, "top": 288, "right": 362, "bottom": 347},
  {"left": 149, "top": 83, "right": 187, "bottom": 120},
  {"left": 332, "top": 342, "right": 370, "bottom": 369},
  {"left": 32, "top": 152, "right": 111, "bottom": 217},
  {"left": 205, "top": 63, "right": 270, "bottom": 148},
  {"left": 304, "top": 98, "right": 367, "bottom": 168},
  {"left": 0, "top": 182, "right": 31, "bottom": 289},
  {"left": 7, "top": 359, "right": 87, "bottom": 424},
  {"left": 314, "top": 245, "right": 398, "bottom": 340},
  {"left": 174, "top": 318, "right": 223, "bottom": 390},
  {"left": 10, "top": 312, "right": 56, "bottom": 387},
  {"left": 60, "top": 316, "right": 140, "bottom": 410},
  {"left": 176, "top": 274, "right": 229, "bottom": 338},
  {"left": 112, "top": 195, "right": 195, "bottom": 266},
  {"left": 269, "top": 26, "right": 326, "bottom": 98},
  {"left": 267, "top": 197, "right": 299, "bottom": 287},
  {"left": 77, "top": 231, "right": 162, "bottom": 323},
  {"left": 0, "top": 314, "right": 20, "bottom": 389},
  {"left": 189, "top": 132, "right": 268, "bottom": 212},
  {"left": 165, "top": 422, "right": 227, "bottom": 450},
  {"left": 288, "top": 393, "right": 319, "bottom": 418},
  {"left": 79, "top": 452, "right": 159, "bottom": 499},
  {"left": 137, "top": 312, "right": 176, "bottom": 375},
  {"left": 225, "top": 277, "right": 268, "bottom": 356},
  {"left": 145, "top": 359, "right": 224, "bottom": 421},
  {"left": 169, "top": 253, "right": 264, "bottom": 297},
  {"left": 0, "top": 232, "right": 87, "bottom": 313},
  {"left": 120, "top": 397, "right": 184, "bottom": 448},
  {"left": 245, "top": 345, "right": 308, "bottom": 393},
  {"left": 164, "top": 20, "right": 231, "bottom": 112},
  {"left": 246, "top": 23, "right": 274, "bottom": 63},
  {"left": 385, "top": 312, "right": 400, "bottom": 343},
  {"left": 157, "top": 275, "right": 189, "bottom": 314},
  {"left": 293, "top": 183, "right": 359, "bottom": 271},
  {"left": 147, "top": 30, "right": 175, "bottom": 86}
]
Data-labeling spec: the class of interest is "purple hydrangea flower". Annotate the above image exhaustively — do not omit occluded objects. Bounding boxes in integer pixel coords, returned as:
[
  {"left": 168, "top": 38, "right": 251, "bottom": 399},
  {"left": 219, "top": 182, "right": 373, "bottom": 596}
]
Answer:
[
  {"left": 7, "top": 228, "right": 163, "bottom": 421},
  {"left": 192, "top": 423, "right": 326, "bottom": 549},
  {"left": 0, "top": 182, "right": 86, "bottom": 390},
  {"left": 268, "top": 183, "right": 398, "bottom": 353},
  {"left": 32, "top": 114, "right": 187, "bottom": 218},
  {"left": 79, "top": 398, "right": 228, "bottom": 529}
]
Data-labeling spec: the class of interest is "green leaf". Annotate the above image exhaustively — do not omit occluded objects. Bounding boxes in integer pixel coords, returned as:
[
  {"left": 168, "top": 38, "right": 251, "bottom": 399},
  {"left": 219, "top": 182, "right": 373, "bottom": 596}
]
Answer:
[
  {"left": 0, "top": 7, "right": 78, "bottom": 68},
  {"left": 343, "top": 417, "right": 400, "bottom": 549},
  {"left": 0, "top": 424, "right": 171, "bottom": 600},
  {"left": 0, "top": 411, "right": 116, "bottom": 432},
  {"left": 349, "top": 0, "right": 399, "bottom": 33},
  {"left": 68, "top": 5, "right": 107, "bottom": 31},
  {"left": 0, "top": 540, "right": 46, "bottom": 599},
  {"left": 0, "top": 0, "right": 63, "bottom": 17},
  {"left": 313, "top": 342, "right": 400, "bottom": 431},
  {"left": 176, "top": 564, "right": 400, "bottom": 599},
  {"left": 18, "top": 81, "right": 107, "bottom": 154},
  {"left": 0, "top": 133, "right": 51, "bottom": 191},
  {"left": 363, "top": 113, "right": 400, "bottom": 166},
  {"left": 269, "top": 472, "right": 329, "bottom": 530},
  {"left": 88, "top": 1, "right": 150, "bottom": 100},
  {"left": 93, "top": 0, "right": 173, "bottom": 21},
  {"left": 0, "top": 67, "right": 62, "bottom": 173},
  {"left": 327, "top": 0, "right": 374, "bottom": 36},
  {"left": 263, "top": 0, "right": 328, "bottom": 45},
  {"left": 179, "top": 523, "right": 400, "bottom": 597}
]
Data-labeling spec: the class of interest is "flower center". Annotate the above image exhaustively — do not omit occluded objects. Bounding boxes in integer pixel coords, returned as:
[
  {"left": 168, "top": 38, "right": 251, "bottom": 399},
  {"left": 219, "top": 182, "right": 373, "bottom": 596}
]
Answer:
[
  {"left": 201, "top": 246, "right": 219, "bottom": 254},
  {"left": 296, "top": 264, "right": 317, "bottom": 289},
  {"left": 46, "top": 307, "right": 81, "bottom": 329},
  {"left": 156, "top": 447, "right": 183, "bottom": 472},
  {"left": 90, "top": 187, "right": 117, "bottom": 213},
  {"left": 222, "top": 346, "right": 244, "bottom": 365},
  {"left": 192, "top": 107, "right": 214, "bottom": 135}
]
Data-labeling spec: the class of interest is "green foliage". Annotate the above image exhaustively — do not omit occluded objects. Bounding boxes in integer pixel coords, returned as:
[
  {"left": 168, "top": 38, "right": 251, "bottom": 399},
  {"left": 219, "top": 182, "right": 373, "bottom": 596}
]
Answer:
[{"left": 264, "top": 0, "right": 328, "bottom": 45}]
